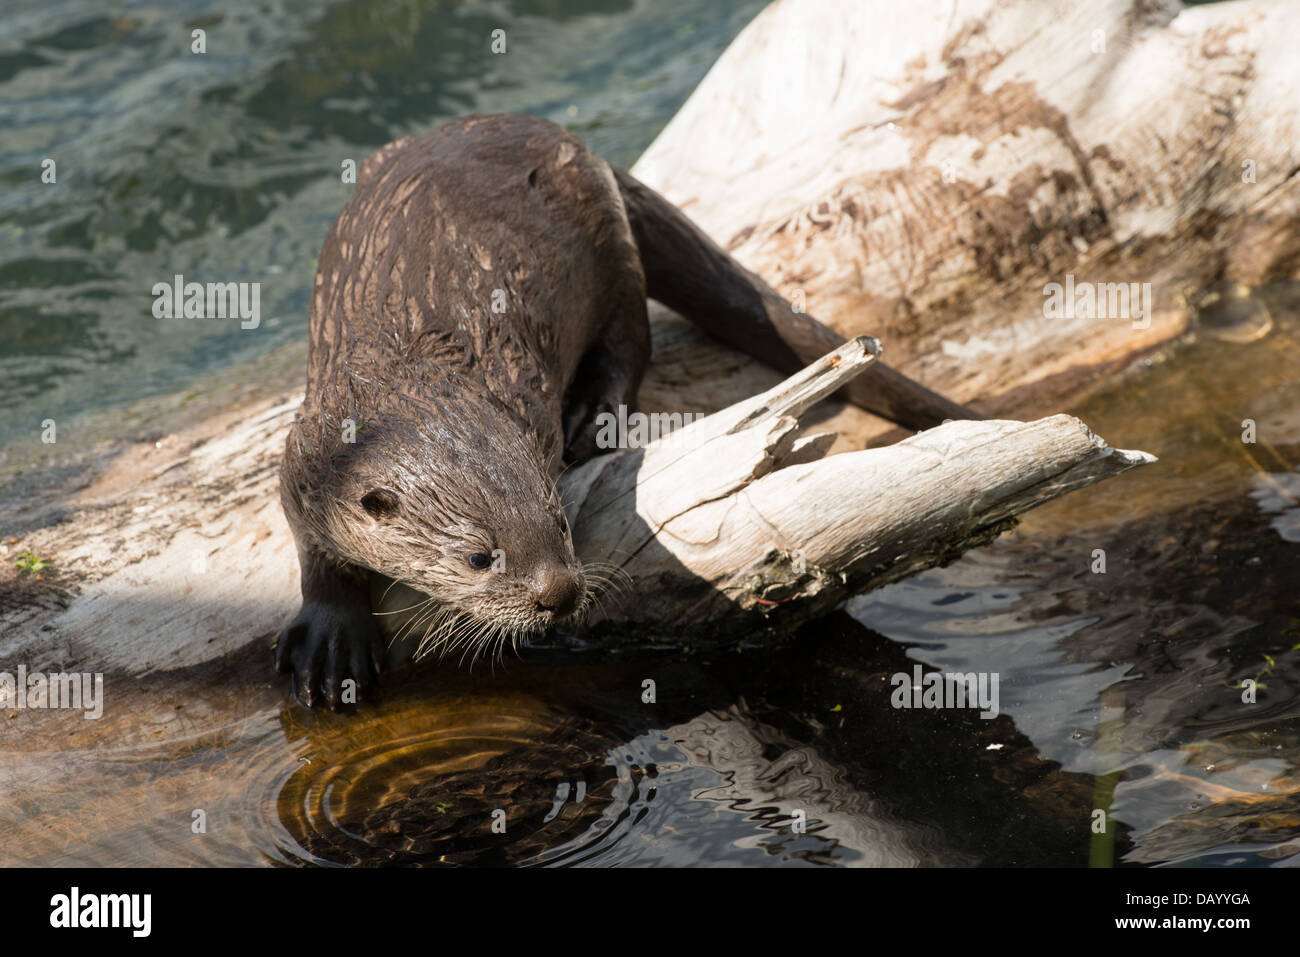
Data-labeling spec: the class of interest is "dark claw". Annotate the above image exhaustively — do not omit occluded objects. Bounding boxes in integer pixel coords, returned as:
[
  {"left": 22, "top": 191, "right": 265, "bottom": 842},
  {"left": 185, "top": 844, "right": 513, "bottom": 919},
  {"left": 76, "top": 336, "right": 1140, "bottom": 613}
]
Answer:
[{"left": 273, "top": 600, "right": 383, "bottom": 710}]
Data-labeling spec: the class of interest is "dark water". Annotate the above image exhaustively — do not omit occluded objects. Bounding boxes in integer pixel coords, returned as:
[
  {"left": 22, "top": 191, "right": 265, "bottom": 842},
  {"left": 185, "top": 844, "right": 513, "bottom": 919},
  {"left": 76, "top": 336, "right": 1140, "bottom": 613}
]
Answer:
[{"left": 1, "top": 0, "right": 1298, "bottom": 868}]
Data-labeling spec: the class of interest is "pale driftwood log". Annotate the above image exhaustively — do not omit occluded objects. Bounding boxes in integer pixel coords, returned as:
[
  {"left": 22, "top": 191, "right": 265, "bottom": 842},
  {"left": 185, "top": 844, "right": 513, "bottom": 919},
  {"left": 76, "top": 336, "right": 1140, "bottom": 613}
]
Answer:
[
  {"left": 563, "top": 346, "right": 1156, "bottom": 639},
  {"left": 378, "top": 338, "right": 1154, "bottom": 653}
]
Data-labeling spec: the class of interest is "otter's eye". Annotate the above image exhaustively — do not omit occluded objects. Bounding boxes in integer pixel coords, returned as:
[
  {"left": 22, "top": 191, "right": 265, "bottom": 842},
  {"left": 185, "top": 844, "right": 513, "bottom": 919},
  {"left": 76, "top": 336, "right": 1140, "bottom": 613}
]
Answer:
[
  {"left": 361, "top": 488, "right": 401, "bottom": 518},
  {"left": 467, "top": 552, "right": 492, "bottom": 571}
]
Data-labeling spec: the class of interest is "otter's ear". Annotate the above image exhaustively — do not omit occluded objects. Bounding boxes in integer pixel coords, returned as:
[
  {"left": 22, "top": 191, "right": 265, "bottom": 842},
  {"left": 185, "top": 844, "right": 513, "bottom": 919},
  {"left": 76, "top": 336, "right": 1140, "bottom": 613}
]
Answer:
[{"left": 360, "top": 488, "right": 401, "bottom": 518}]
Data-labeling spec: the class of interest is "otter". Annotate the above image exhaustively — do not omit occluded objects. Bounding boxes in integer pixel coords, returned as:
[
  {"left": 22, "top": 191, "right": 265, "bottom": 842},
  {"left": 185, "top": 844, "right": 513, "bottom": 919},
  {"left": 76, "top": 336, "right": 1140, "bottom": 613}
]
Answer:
[{"left": 275, "top": 114, "right": 974, "bottom": 709}]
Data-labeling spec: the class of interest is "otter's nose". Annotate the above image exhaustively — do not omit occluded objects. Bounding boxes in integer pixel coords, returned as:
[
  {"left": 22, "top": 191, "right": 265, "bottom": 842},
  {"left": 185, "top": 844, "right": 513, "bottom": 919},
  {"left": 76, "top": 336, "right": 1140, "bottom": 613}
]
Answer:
[{"left": 532, "top": 566, "right": 582, "bottom": 618}]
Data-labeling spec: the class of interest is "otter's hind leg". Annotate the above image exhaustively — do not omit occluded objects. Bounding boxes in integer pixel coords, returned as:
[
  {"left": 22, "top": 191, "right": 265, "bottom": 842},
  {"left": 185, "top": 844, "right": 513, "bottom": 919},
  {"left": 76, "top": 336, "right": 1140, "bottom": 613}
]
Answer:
[{"left": 562, "top": 295, "right": 651, "bottom": 466}]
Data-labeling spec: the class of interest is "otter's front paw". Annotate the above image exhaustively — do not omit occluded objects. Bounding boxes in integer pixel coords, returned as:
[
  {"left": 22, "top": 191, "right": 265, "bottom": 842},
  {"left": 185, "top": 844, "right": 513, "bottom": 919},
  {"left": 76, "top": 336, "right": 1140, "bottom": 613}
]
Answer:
[{"left": 273, "top": 601, "right": 384, "bottom": 710}]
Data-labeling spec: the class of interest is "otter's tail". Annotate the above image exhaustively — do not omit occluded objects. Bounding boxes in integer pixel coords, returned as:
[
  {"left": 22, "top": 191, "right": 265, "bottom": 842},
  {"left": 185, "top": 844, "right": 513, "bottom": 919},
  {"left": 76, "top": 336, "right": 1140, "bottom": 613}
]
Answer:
[{"left": 614, "top": 168, "right": 977, "bottom": 430}]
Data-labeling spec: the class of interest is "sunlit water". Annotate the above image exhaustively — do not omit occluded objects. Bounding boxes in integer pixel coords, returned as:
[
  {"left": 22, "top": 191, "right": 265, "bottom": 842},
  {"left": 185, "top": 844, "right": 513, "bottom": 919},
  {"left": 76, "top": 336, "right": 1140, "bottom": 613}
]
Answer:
[{"left": 1, "top": 0, "right": 1297, "bottom": 867}]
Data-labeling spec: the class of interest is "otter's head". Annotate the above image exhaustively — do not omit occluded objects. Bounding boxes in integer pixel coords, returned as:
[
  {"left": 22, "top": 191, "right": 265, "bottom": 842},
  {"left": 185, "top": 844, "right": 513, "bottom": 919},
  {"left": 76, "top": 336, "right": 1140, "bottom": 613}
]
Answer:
[{"left": 288, "top": 375, "right": 588, "bottom": 659}]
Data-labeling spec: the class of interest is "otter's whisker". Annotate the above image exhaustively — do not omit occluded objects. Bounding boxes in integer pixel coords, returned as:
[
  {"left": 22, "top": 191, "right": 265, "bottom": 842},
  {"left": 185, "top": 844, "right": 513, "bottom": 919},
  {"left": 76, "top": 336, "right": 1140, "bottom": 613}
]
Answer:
[
  {"left": 373, "top": 593, "right": 436, "bottom": 616},
  {"left": 441, "top": 612, "right": 483, "bottom": 664},
  {"left": 420, "top": 608, "right": 470, "bottom": 661},
  {"left": 413, "top": 605, "right": 456, "bottom": 659},
  {"left": 390, "top": 597, "right": 436, "bottom": 648},
  {"left": 408, "top": 607, "right": 446, "bottom": 658},
  {"left": 466, "top": 618, "right": 503, "bottom": 671},
  {"left": 375, "top": 575, "right": 407, "bottom": 611}
]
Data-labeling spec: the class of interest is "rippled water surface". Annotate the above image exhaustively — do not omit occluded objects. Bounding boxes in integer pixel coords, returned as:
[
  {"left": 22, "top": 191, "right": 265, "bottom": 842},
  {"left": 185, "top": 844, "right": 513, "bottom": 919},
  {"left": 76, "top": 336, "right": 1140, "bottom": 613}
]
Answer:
[
  {"left": 0, "top": 0, "right": 768, "bottom": 452},
  {"left": 1, "top": 0, "right": 1298, "bottom": 867}
]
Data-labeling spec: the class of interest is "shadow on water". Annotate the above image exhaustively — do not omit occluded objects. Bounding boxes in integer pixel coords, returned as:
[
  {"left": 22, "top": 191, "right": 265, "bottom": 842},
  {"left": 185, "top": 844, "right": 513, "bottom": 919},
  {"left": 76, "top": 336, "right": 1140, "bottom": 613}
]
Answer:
[
  {"left": 853, "top": 283, "right": 1300, "bottom": 867},
  {"left": 0, "top": 613, "right": 1107, "bottom": 867}
]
